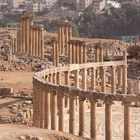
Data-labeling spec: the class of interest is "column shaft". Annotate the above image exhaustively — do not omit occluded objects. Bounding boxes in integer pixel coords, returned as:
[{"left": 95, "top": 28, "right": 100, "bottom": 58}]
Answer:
[
  {"left": 101, "top": 67, "right": 106, "bottom": 92},
  {"left": 118, "top": 66, "right": 123, "bottom": 87},
  {"left": 51, "top": 93, "right": 57, "bottom": 130},
  {"left": 83, "top": 45, "right": 86, "bottom": 63},
  {"left": 44, "top": 91, "right": 50, "bottom": 129},
  {"left": 111, "top": 66, "right": 116, "bottom": 94},
  {"left": 91, "top": 68, "right": 96, "bottom": 90},
  {"left": 105, "top": 102, "right": 112, "bottom": 140},
  {"left": 91, "top": 99, "right": 97, "bottom": 140},
  {"left": 75, "top": 70, "right": 79, "bottom": 88},
  {"left": 69, "top": 97, "right": 75, "bottom": 134},
  {"left": 59, "top": 95, "right": 65, "bottom": 131},
  {"left": 124, "top": 103, "right": 130, "bottom": 140},
  {"left": 40, "top": 86, "right": 45, "bottom": 128},
  {"left": 82, "top": 69, "right": 87, "bottom": 90},
  {"left": 79, "top": 99, "right": 86, "bottom": 137},
  {"left": 58, "top": 25, "right": 61, "bottom": 52},
  {"left": 122, "top": 65, "right": 127, "bottom": 94}
]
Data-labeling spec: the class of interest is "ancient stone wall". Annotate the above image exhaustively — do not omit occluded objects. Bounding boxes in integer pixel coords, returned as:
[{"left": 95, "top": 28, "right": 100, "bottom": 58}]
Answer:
[{"left": 32, "top": 50, "right": 135, "bottom": 140}]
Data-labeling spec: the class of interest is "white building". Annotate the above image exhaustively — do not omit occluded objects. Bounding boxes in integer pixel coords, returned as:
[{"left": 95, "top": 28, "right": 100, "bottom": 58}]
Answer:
[
  {"left": 92, "top": 0, "right": 107, "bottom": 13},
  {"left": 33, "top": 2, "right": 45, "bottom": 12},
  {"left": 45, "top": 0, "right": 57, "bottom": 9},
  {"left": 105, "top": 0, "right": 121, "bottom": 10},
  {"left": 11, "top": 0, "right": 24, "bottom": 8}
]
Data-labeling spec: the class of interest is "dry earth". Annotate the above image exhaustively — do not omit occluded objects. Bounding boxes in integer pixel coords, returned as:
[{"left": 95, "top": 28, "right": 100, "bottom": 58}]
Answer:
[{"left": 0, "top": 124, "right": 88, "bottom": 140}]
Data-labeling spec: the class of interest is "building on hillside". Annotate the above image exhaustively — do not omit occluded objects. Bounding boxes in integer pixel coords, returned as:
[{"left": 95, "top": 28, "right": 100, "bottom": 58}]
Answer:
[
  {"left": 92, "top": 0, "right": 107, "bottom": 13},
  {"left": 76, "top": 0, "right": 93, "bottom": 10},
  {"left": 33, "top": 2, "right": 45, "bottom": 12},
  {"left": 45, "top": 0, "right": 57, "bottom": 9},
  {"left": 10, "top": 0, "right": 25, "bottom": 8},
  {"left": 105, "top": 1, "right": 121, "bottom": 11}
]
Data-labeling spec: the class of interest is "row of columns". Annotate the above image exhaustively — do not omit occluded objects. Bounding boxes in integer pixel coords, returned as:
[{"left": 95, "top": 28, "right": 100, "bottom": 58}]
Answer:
[
  {"left": 33, "top": 78, "right": 131, "bottom": 140},
  {"left": 68, "top": 40, "right": 86, "bottom": 64},
  {"left": 16, "top": 15, "right": 44, "bottom": 58},
  {"left": 73, "top": 64, "right": 127, "bottom": 94},
  {"left": 58, "top": 22, "right": 72, "bottom": 54}
]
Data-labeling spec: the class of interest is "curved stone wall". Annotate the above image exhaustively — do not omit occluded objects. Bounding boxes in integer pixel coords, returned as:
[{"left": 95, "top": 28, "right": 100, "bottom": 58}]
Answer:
[{"left": 32, "top": 50, "right": 139, "bottom": 140}]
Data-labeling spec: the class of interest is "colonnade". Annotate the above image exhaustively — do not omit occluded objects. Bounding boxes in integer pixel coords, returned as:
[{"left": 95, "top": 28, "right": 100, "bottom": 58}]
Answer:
[
  {"left": 52, "top": 40, "right": 59, "bottom": 66},
  {"left": 68, "top": 40, "right": 86, "bottom": 64},
  {"left": 33, "top": 50, "right": 130, "bottom": 140},
  {"left": 58, "top": 22, "right": 72, "bottom": 54},
  {"left": 16, "top": 15, "right": 44, "bottom": 58}
]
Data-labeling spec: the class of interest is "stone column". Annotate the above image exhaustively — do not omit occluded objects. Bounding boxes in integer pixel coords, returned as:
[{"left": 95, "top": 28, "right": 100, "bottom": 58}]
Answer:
[
  {"left": 72, "top": 43, "right": 75, "bottom": 64},
  {"left": 59, "top": 94, "right": 65, "bottom": 131},
  {"left": 65, "top": 71, "right": 70, "bottom": 107},
  {"left": 56, "top": 72, "right": 61, "bottom": 85},
  {"left": 34, "top": 27, "right": 38, "bottom": 57},
  {"left": 99, "top": 48, "right": 103, "bottom": 62},
  {"left": 52, "top": 73, "right": 56, "bottom": 84},
  {"left": 53, "top": 41, "right": 56, "bottom": 66},
  {"left": 33, "top": 80, "right": 38, "bottom": 127},
  {"left": 36, "top": 28, "right": 39, "bottom": 57},
  {"left": 124, "top": 102, "right": 130, "bottom": 140},
  {"left": 58, "top": 25, "right": 61, "bottom": 52},
  {"left": 69, "top": 96, "right": 76, "bottom": 135},
  {"left": 26, "top": 17, "right": 30, "bottom": 55},
  {"left": 105, "top": 98, "right": 113, "bottom": 140},
  {"left": 95, "top": 47, "right": 99, "bottom": 62},
  {"left": 83, "top": 45, "right": 86, "bottom": 63},
  {"left": 65, "top": 71, "right": 70, "bottom": 86},
  {"left": 122, "top": 65, "right": 127, "bottom": 94},
  {"left": 91, "top": 68, "right": 96, "bottom": 90},
  {"left": 16, "top": 30, "right": 19, "bottom": 54},
  {"left": 79, "top": 98, "right": 86, "bottom": 137},
  {"left": 76, "top": 43, "right": 79, "bottom": 63},
  {"left": 40, "top": 84, "right": 45, "bottom": 128},
  {"left": 68, "top": 43, "right": 72, "bottom": 64},
  {"left": 48, "top": 74, "right": 53, "bottom": 83},
  {"left": 75, "top": 70, "right": 79, "bottom": 88},
  {"left": 22, "top": 18, "right": 26, "bottom": 54},
  {"left": 38, "top": 28, "right": 41, "bottom": 57},
  {"left": 79, "top": 44, "right": 82, "bottom": 64},
  {"left": 32, "top": 27, "right": 35, "bottom": 56},
  {"left": 91, "top": 99, "right": 97, "bottom": 140},
  {"left": 65, "top": 26, "right": 69, "bottom": 53},
  {"left": 29, "top": 17, "right": 32, "bottom": 56},
  {"left": 101, "top": 67, "right": 106, "bottom": 92},
  {"left": 82, "top": 68, "right": 87, "bottom": 90},
  {"left": 41, "top": 28, "right": 44, "bottom": 58},
  {"left": 51, "top": 92, "right": 57, "bottom": 130},
  {"left": 118, "top": 66, "right": 123, "bottom": 87},
  {"left": 44, "top": 88, "right": 50, "bottom": 129},
  {"left": 61, "top": 26, "right": 64, "bottom": 54},
  {"left": 111, "top": 66, "right": 116, "bottom": 94},
  {"left": 25, "top": 18, "right": 28, "bottom": 54}
]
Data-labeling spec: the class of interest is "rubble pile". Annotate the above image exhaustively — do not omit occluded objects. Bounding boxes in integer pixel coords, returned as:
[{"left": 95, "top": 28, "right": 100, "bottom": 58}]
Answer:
[
  {"left": 13, "top": 90, "right": 33, "bottom": 100},
  {"left": 8, "top": 101, "right": 33, "bottom": 126},
  {"left": 19, "top": 135, "right": 43, "bottom": 140},
  {"left": 0, "top": 55, "right": 53, "bottom": 72}
]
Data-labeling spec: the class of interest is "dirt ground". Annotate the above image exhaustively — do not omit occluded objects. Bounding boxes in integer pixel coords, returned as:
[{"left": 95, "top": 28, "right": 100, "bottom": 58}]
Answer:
[
  {"left": 0, "top": 71, "right": 34, "bottom": 91},
  {"left": 0, "top": 124, "right": 88, "bottom": 140}
]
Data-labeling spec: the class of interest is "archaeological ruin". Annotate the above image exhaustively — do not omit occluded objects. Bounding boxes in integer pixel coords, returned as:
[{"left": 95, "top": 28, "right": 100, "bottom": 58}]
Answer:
[
  {"left": 1, "top": 14, "right": 140, "bottom": 140},
  {"left": 32, "top": 16, "right": 132, "bottom": 140}
]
